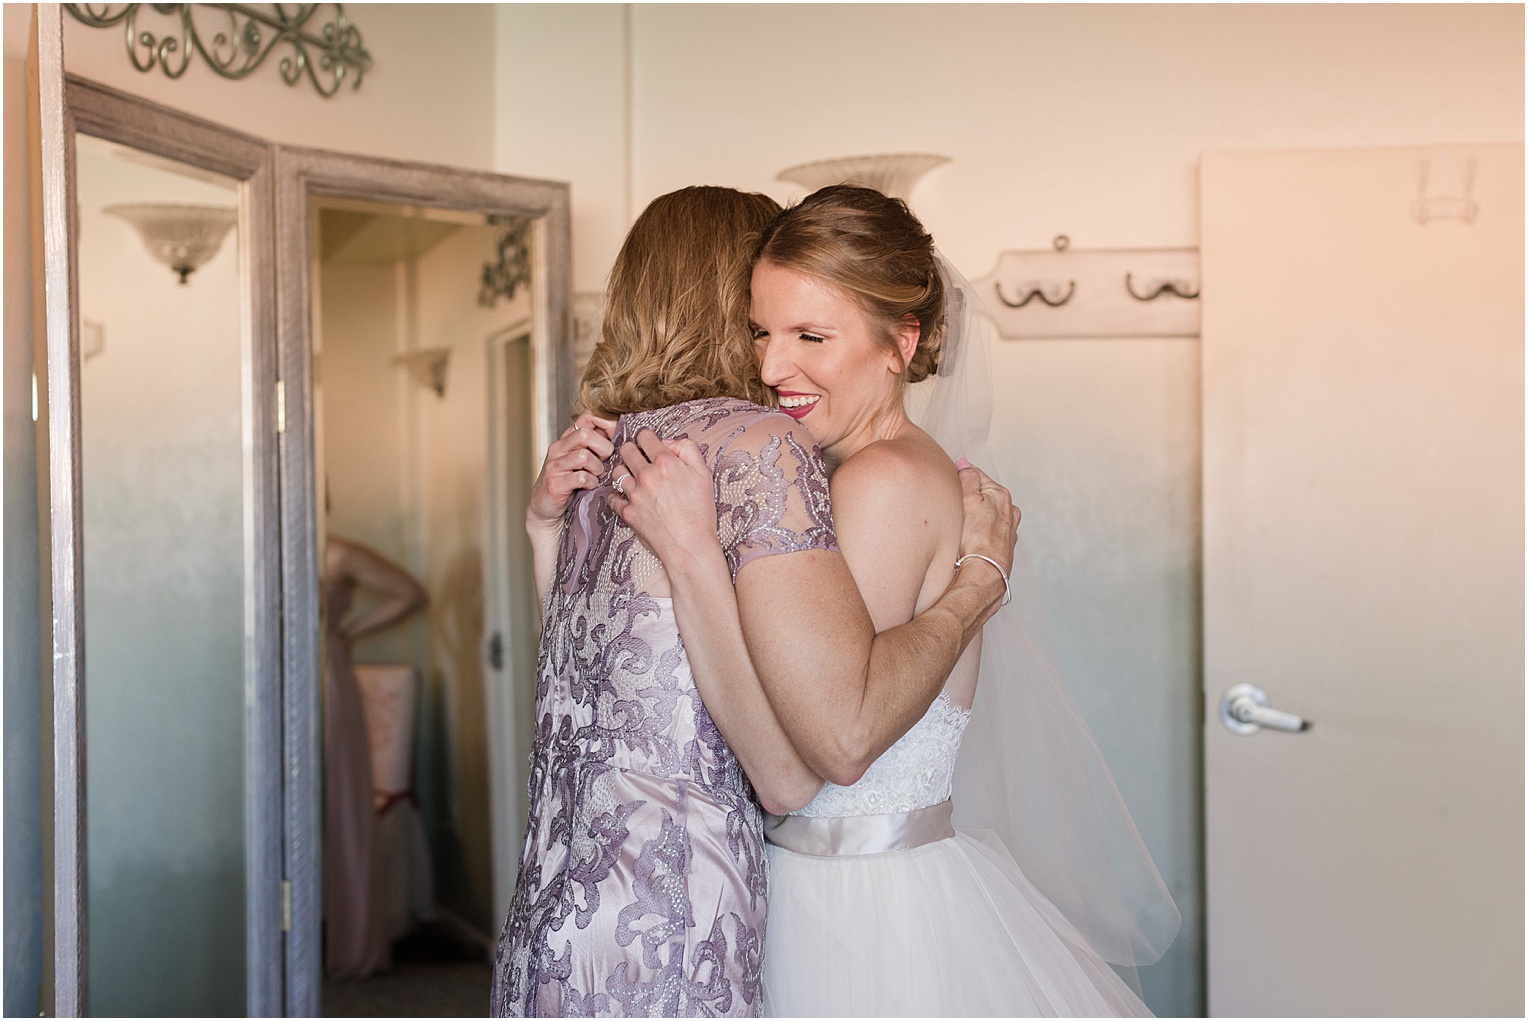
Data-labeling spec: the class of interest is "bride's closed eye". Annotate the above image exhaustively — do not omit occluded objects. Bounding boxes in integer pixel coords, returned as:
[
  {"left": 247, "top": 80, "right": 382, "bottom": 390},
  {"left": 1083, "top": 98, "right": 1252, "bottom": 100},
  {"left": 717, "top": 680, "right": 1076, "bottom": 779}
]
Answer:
[{"left": 751, "top": 324, "right": 826, "bottom": 344}]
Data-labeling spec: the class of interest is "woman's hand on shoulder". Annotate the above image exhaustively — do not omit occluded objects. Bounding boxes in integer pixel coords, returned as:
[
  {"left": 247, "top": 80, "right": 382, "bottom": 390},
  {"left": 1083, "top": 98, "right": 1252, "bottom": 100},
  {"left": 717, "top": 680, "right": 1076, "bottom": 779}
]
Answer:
[
  {"left": 607, "top": 428, "right": 723, "bottom": 575},
  {"left": 527, "top": 411, "right": 617, "bottom": 539},
  {"left": 953, "top": 459, "right": 1022, "bottom": 618}
]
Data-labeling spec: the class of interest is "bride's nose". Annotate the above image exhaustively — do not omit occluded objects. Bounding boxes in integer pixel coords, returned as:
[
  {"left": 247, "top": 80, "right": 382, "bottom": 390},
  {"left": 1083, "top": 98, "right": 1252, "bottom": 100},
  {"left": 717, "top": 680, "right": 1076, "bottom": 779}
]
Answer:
[{"left": 756, "top": 335, "right": 793, "bottom": 387}]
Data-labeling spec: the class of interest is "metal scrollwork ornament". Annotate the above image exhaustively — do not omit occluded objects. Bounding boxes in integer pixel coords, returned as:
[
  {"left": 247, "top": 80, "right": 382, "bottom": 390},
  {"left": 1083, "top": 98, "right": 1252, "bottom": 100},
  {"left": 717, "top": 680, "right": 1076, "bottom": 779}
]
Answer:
[
  {"left": 64, "top": 4, "right": 371, "bottom": 98},
  {"left": 479, "top": 216, "right": 532, "bottom": 308}
]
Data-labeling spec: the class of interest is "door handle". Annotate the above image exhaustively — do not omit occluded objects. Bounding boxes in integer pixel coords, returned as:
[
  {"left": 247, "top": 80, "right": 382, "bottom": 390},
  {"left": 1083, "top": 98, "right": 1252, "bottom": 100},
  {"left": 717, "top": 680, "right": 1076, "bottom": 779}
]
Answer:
[{"left": 1218, "top": 683, "right": 1312, "bottom": 736}]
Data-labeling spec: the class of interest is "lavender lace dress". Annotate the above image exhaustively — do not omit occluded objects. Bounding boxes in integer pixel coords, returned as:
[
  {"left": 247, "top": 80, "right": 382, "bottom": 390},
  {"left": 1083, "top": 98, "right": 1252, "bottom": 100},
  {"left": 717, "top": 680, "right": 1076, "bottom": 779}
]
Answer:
[{"left": 492, "top": 398, "right": 837, "bottom": 1018}]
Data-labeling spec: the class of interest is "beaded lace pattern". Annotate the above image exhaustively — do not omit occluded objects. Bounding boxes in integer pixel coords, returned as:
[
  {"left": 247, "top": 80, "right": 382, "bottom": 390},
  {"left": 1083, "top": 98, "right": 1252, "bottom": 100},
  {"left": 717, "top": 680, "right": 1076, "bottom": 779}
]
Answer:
[
  {"left": 492, "top": 397, "right": 837, "bottom": 1018},
  {"left": 796, "top": 692, "right": 973, "bottom": 819}
]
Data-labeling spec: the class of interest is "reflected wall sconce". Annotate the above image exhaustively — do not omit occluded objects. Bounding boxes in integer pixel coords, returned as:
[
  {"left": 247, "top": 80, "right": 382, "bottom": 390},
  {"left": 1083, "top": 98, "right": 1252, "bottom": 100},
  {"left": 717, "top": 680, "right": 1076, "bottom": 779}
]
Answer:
[
  {"left": 394, "top": 348, "right": 451, "bottom": 398},
  {"left": 104, "top": 203, "right": 237, "bottom": 284},
  {"left": 777, "top": 153, "right": 951, "bottom": 203}
]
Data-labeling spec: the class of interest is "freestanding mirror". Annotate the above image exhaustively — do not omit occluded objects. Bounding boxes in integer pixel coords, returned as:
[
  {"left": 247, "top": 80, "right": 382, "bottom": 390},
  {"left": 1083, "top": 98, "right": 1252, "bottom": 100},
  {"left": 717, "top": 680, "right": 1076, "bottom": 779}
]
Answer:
[
  {"left": 40, "top": 67, "right": 283, "bottom": 1017},
  {"left": 38, "top": 26, "right": 572, "bottom": 1015},
  {"left": 276, "top": 149, "right": 569, "bottom": 1016}
]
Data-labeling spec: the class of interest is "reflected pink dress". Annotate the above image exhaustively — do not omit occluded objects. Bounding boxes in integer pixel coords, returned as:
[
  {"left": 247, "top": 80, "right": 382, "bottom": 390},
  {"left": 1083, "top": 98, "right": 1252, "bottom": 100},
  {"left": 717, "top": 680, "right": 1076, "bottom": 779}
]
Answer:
[
  {"left": 491, "top": 398, "right": 836, "bottom": 1017},
  {"left": 322, "top": 570, "right": 392, "bottom": 979}
]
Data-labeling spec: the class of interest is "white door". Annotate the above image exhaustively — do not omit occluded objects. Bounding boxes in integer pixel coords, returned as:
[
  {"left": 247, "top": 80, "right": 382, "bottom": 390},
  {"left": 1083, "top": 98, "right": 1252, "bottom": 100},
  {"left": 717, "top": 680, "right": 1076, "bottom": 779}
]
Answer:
[{"left": 1201, "top": 144, "right": 1524, "bottom": 1017}]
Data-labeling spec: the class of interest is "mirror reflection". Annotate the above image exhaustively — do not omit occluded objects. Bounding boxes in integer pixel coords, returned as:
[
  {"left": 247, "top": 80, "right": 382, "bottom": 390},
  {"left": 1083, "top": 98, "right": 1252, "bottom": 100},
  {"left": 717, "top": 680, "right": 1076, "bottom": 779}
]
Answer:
[
  {"left": 312, "top": 199, "right": 539, "bottom": 1016},
  {"left": 76, "top": 132, "right": 246, "bottom": 1016}
]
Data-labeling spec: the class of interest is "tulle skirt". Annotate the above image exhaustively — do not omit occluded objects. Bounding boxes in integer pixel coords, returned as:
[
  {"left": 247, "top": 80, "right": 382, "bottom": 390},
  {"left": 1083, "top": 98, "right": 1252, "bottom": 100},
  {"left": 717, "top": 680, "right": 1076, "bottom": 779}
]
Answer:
[{"left": 762, "top": 830, "right": 1152, "bottom": 1017}]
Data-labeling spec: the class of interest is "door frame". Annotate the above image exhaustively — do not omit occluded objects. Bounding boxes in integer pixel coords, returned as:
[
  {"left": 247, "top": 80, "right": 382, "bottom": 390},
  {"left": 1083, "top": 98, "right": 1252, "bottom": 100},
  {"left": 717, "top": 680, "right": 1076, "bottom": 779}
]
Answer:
[
  {"left": 483, "top": 320, "right": 535, "bottom": 928},
  {"left": 273, "top": 147, "right": 572, "bottom": 1016},
  {"left": 39, "top": 64, "right": 285, "bottom": 1017}
]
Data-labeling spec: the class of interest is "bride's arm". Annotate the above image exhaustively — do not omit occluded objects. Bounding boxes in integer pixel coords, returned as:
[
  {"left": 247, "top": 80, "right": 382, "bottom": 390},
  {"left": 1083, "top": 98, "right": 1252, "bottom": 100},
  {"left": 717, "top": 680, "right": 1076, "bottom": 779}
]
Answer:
[
  {"left": 667, "top": 542, "right": 828, "bottom": 815},
  {"left": 609, "top": 436, "right": 824, "bottom": 814},
  {"left": 613, "top": 428, "right": 1017, "bottom": 790},
  {"left": 732, "top": 455, "right": 1009, "bottom": 787}
]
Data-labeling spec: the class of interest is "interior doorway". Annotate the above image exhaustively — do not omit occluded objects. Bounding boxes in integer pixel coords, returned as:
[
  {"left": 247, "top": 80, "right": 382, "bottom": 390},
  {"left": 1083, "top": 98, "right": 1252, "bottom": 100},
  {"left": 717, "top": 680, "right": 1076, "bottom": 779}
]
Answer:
[{"left": 311, "top": 199, "right": 540, "bottom": 1015}]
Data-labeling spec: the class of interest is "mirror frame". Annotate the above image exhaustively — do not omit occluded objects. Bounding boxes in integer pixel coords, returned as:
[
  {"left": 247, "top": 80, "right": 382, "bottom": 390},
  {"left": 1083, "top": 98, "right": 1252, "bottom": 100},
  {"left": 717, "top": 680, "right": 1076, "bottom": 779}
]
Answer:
[
  {"left": 40, "top": 42, "right": 574, "bottom": 1015},
  {"left": 273, "top": 148, "right": 572, "bottom": 1016},
  {"left": 44, "top": 68, "right": 285, "bottom": 1016}
]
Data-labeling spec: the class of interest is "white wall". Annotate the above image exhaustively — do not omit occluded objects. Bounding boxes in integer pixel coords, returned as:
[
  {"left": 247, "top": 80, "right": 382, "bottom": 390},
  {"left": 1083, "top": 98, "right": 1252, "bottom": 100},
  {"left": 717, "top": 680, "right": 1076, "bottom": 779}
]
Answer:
[
  {"left": 490, "top": 6, "right": 1524, "bottom": 1014},
  {"left": 495, "top": 4, "right": 629, "bottom": 291},
  {"left": 48, "top": 3, "right": 496, "bottom": 170}
]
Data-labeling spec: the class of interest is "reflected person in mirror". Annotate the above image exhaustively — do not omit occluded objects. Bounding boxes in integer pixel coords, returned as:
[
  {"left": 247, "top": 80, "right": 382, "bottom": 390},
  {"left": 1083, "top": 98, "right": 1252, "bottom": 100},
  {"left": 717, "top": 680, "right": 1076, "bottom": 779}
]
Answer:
[{"left": 321, "top": 534, "right": 427, "bottom": 980}]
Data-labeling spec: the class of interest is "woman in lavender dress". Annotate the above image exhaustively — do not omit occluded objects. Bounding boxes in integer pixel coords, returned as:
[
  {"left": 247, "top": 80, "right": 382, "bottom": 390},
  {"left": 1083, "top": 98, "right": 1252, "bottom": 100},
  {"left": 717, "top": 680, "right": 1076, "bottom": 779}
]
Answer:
[
  {"left": 490, "top": 187, "right": 1018, "bottom": 1017},
  {"left": 612, "top": 187, "right": 1179, "bottom": 1016}
]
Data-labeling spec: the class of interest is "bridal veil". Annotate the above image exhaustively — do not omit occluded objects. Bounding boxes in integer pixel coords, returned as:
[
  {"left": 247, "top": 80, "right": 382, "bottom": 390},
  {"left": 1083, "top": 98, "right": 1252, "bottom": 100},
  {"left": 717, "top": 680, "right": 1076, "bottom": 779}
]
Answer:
[{"left": 909, "top": 255, "right": 1182, "bottom": 972}]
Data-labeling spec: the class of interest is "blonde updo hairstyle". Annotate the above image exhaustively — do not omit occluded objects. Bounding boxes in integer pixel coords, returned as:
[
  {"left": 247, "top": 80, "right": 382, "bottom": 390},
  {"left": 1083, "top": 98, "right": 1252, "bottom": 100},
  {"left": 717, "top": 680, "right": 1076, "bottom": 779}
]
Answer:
[
  {"left": 580, "top": 186, "right": 781, "bottom": 418},
  {"left": 753, "top": 184, "right": 945, "bottom": 385}
]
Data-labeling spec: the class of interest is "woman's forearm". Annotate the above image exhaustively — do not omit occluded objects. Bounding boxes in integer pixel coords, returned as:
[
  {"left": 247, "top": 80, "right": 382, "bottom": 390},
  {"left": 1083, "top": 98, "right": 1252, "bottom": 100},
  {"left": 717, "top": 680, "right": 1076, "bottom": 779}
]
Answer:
[
  {"left": 836, "top": 567, "right": 998, "bottom": 775},
  {"left": 343, "top": 592, "right": 426, "bottom": 641},
  {"left": 736, "top": 556, "right": 1002, "bottom": 787},
  {"left": 527, "top": 518, "right": 561, "bottom": 609},
  {"left": 663, "top": 545, "right": 825, "bottom": 816}
]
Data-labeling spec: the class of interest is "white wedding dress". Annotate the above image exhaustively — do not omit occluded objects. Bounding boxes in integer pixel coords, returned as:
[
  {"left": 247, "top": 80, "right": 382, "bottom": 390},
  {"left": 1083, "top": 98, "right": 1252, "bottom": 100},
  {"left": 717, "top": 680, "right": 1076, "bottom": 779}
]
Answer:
[{"left": 761, "top": 690, "right": 1153, "bottom": 1018}]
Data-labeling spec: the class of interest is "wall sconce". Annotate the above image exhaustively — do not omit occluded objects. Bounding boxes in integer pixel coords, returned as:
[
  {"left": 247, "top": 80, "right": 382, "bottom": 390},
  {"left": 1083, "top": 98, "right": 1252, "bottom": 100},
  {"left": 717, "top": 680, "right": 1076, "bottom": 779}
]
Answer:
[
  {"left": 777, "top": 153, "right": 951, "bottom": 202},
  {"left": 104, "top": 203, "right": 237, "bottom": 284},
  {"left": 394, "top": 348, "right": 451, "bottom": 398}
]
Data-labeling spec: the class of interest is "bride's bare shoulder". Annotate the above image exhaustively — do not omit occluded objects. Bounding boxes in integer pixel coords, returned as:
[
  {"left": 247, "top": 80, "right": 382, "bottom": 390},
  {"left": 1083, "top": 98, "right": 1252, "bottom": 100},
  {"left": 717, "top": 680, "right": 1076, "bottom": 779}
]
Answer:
[{"left": 831, "top": 429, "right": 961, "bottom": 519}]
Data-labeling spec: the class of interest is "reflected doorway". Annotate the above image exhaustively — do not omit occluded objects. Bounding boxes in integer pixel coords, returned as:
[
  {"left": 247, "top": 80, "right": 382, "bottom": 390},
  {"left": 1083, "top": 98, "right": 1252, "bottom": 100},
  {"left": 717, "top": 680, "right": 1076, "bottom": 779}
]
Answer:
[{"left": 311, "top": 199, "right": 539, "bottom": 1016}]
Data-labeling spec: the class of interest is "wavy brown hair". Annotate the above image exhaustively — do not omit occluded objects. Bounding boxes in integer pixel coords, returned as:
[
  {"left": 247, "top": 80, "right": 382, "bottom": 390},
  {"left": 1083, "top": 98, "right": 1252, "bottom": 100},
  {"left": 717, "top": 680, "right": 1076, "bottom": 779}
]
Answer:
[
  {"left": 580, "top": 186, "right": 781, "bottom": 417},
  {"left": 753, "top": 184, "right": 945, "bottom": 384}
]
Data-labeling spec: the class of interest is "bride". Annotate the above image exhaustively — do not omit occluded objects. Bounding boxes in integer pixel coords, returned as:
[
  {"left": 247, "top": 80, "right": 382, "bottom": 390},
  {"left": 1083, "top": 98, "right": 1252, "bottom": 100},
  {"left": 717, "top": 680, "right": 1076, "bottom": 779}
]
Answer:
[{"left": 612, "top": 185, "right": 1180, "bottom": 1015}]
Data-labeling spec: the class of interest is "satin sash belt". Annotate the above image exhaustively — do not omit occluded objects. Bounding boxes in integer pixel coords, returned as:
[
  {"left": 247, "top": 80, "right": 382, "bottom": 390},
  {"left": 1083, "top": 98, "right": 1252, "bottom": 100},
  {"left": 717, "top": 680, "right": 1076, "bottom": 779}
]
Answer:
[{"left": 763, "top": 799, "right": 954, "bottom": 857}]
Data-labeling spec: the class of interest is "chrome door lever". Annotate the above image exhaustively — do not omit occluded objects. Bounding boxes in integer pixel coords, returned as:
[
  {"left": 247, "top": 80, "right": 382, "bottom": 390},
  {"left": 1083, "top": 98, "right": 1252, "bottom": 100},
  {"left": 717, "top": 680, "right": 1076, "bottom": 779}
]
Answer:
[{"left": 1219, "top": 683, "right": 1312, "bottom": 736}]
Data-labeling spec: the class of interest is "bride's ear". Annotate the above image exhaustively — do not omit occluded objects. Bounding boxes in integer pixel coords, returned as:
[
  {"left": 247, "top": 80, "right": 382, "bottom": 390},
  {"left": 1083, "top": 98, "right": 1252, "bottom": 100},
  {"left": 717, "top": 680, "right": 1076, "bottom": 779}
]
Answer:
[{"left": 891, "top": 314, "right": 921, "bottom": 375}]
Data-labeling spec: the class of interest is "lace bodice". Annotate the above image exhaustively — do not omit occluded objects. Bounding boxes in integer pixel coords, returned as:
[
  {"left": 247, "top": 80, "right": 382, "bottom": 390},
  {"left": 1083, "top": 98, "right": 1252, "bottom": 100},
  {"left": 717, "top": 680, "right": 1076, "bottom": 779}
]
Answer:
[
  {"left": 795, "top": 692, "right": 971, "bottom": 819},
  {"left": 496, "top": 397, "right": 837, "bottom": 1017}
]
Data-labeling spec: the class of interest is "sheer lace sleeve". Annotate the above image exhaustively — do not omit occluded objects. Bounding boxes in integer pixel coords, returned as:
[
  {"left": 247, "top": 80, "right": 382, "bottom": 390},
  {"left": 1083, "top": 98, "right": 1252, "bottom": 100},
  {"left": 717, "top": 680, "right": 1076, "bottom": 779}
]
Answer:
[{"left": 709, "top": 413, "right": 838, "bottom": 581}]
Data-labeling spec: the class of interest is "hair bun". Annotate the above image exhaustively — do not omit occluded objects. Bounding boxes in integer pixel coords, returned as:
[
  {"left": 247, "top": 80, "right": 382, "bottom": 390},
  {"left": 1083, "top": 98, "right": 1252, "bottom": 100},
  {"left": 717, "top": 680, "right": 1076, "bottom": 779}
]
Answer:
[{"left": 755, "top": 184, "right": 945, "bottom": 387}]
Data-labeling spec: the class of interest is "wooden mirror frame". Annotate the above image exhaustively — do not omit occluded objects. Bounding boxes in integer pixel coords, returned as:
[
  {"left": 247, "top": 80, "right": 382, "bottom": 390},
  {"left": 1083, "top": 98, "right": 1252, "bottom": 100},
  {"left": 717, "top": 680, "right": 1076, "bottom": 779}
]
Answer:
[
  {"left": 38, "top": 8, "right": 574, "bottom": 1008},
  {"left": 273, "top": 148, "right": 571, "bottom": 1017},
  {"left": 42, "top": 64, "right": 284, "bottom": 1017}
]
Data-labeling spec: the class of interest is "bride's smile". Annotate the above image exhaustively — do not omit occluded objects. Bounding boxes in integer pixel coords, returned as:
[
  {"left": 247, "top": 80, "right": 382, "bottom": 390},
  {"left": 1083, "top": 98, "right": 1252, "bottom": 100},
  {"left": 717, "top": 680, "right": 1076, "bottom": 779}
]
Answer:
[{"left": 750, "top": 259, "right": 916, "bottom": 462}]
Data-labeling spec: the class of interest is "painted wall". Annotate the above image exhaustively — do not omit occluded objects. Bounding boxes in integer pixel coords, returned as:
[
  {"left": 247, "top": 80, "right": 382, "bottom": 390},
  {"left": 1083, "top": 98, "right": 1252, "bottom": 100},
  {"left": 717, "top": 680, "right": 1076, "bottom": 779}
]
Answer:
[
  {"left": 489, "top": 5, "right": 1525, "bottom": 1013},
  {"left": 494, "top": 4, "right": 629, "bottom": 293},
  {"left": 56, "top": 3, "right": 496, "bottom": 170},
  {"left": 3, "top": 48, "right": 44, "bottom": 1021}
]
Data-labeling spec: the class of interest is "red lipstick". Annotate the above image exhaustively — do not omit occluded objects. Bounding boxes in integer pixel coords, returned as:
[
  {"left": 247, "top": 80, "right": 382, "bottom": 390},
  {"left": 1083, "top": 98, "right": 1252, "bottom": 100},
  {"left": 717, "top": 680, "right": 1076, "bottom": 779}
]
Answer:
[{"left": 774, "top": 390, "right": 820, "bottom": 420}]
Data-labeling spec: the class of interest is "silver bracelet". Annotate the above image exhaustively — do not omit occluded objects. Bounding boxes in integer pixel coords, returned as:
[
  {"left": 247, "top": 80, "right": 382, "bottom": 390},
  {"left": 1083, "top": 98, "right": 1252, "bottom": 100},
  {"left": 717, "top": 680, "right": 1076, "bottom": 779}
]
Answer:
[{"left": 955, "top": 553, "right": 1012, "bottom": 607}]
